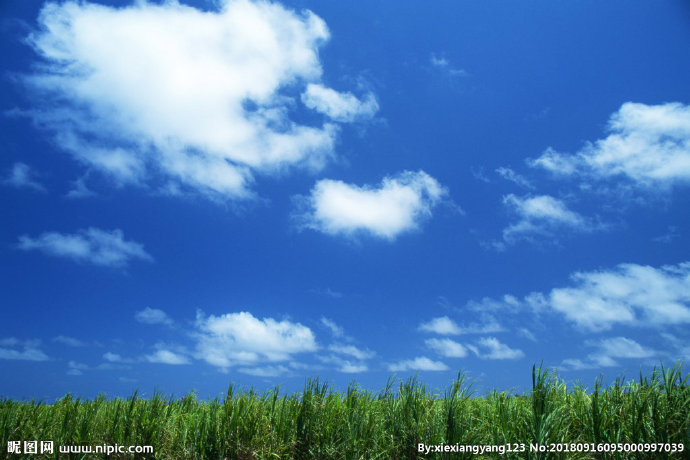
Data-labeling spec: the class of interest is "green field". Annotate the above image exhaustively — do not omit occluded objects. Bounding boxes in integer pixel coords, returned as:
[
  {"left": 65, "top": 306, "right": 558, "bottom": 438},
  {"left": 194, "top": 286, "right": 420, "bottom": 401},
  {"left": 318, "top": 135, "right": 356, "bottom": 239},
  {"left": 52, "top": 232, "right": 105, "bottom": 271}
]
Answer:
[{"left": 2, "top": 364, "right": 688, "bottom": 459}]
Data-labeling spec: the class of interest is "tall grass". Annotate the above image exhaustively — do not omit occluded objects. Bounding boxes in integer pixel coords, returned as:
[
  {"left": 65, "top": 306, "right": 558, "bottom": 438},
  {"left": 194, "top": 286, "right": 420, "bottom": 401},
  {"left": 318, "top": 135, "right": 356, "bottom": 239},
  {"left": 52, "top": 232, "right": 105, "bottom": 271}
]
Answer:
[{"left": 1, "top": 363, "right": 688, "bottom": 459}]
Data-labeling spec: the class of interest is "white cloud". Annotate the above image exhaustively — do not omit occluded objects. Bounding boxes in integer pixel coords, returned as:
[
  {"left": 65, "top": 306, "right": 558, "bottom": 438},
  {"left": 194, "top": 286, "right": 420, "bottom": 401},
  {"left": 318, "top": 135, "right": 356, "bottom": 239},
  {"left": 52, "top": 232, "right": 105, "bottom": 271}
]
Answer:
[
  {"left": 328, "top": 344, "right": 375, "bottom": 360},
  {"left": 464, "top": 261, "right": 690, "bottom": 333},
  {"left": 517, "top": 328, "right": 537, "bottom": 342},
  {"left": 338, "top": 362, "right": 368, "bottom": 373},
  {"left": 0, "top": 338, "right": 49, "bottom": 361},
  {"left": 529, "top": 102, "right": 690, "bottom": 188},
  {"left": 298, "top": 170, "right": 447, "bottom": 240},
  {"left": 135, "top": 307, "right": 173, "bottom": 327},
  {"left": 17, "top": 228, "right": 152, "bottom": 267},
  {"left": 67, "top": 361, "right": 88, "bottom": 376},
  {"left": 495, "top": 167, "right": 534, "bottom": 189},
  {"left": 194, "top": 311, "right": 317, "bottom": 370},
  {"left": 546, "top": 262, "right": 690, "bottom": 331},
  {"left": 301, "top": 84, "right": 378, "bottom": 122},
  {"left": 145, "top": 349, "right": 190, "bottom": 365},
  {"left": 238, "top": 365, "right": 289, "bottom": 377},
  {"left": 320, "top": 317, "right": 344, "bottom": 337},
  {"left": 319, "top": 354, "right": 369, "bottom": 373},
  {"left": 429, "top": 53, "right": 467, "bottom": 77},
  {"left": 561, "top": 336, "right": 655, "bottom": 370},
  {"left": 500, "top": 194, "right": 591, "bottom": 245},
  {"left": 66, "top": 177, "right": 96, "bottom": 199},
  {"left": 661, "top": 333, "right": 690, "bottom": 360},
  {"left": 419, "top": 315, "right": 502, "bottom": 335},
  {"left": 53, "top": 335, "right": 86, "bottom": 347},
  {"left": 471, "top": 337, "right": 524, "bottom": 360},
  {"left": 388, "top": 356, "right": 449, "bottom": 372},
  {"left": 425, "top": 338, "right": 468, "bottom": 358},
  {"left": 2, "top": 163, "right": 45, "bottom": 191},
  {"left": 23, "top": 0, "right": 372, "bottom": 200},
  {"left": 419, "top": 316, "right": 461, "bottom": 335},
  {"left": 103, "top": 352, "right": 129, "bottom": 363},
  {"left": 595, "top": 337, "right": 655, "bottom": 359}
]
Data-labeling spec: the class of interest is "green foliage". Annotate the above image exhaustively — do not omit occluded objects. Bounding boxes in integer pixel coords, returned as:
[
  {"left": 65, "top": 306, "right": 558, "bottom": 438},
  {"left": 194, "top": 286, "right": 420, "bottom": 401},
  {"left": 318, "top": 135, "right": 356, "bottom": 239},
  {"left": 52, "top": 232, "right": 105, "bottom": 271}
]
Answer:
[{"left": 1, "top": 363, "right": 688, "bottom": 459}]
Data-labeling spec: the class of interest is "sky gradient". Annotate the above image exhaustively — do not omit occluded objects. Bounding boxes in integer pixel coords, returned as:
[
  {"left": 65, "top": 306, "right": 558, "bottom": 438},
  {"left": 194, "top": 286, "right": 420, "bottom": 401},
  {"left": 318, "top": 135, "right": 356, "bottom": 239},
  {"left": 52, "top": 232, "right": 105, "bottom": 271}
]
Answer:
[{"left": 2, "top": 0, "right": 690, "bottom": 400}]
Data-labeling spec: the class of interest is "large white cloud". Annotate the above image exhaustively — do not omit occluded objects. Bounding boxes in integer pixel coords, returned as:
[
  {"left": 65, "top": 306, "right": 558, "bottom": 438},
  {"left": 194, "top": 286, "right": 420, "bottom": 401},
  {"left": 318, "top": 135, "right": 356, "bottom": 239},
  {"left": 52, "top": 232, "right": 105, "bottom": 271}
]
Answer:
[
  {"left": 18, "top": 228, "right": 152, "bottom": 267},
  {"left": 194, "top": 311, "right": 317, "bottom": 370},
  {"left": 24, "top": 0, "right": 375, "bottom": 199},
  {"left": 530, "top": 102, "right": 690, "bottom": 188},
  {"left": 298, "top": 170, "right": 447, "bottom": 239}
]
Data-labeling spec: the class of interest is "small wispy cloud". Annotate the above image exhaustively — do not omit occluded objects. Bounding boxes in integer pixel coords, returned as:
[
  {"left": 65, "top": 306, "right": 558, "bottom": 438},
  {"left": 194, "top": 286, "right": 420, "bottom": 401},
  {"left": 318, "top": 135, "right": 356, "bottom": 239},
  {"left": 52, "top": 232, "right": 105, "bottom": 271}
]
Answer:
[
  {"left": 145, "top": 348, "right": 190, "bottom": 365},
  {"left": 388, "top": 356, "right": 449, "bottom": 372},
  {"left": 17, "top": 228, "right": 152, "bottom": 268},
  {"left": 419, "top": 315, "right": 503, "bottom": 335},
  {"left": 429, "top": 53, "right": 468, "bottom": 77},
  {"left": 0, "top": 338, "right": 49, "bottom": 362},
  {"left": 135, "top": 307, "right": 174, "bottom": 327},
  {"left": 53, "top": 336, "right": 86, "bottom": 347},
  {"left": 653, "top": 226, "right": 679, "bottom": 244},
  {"left": 301, "top": 84, "right": 378, "bottom": 122},
  {"left": 2, "top": 162, "right": 46, "bottom": 192},
  {"left": 67, "top": 361, "right": 88, "bottom": 376},
  {"left": 419, "top": 316, "right": 461, "bottom": 335},
  {"left": 425, "top": 338, "right": 468, "bottom": 358},
  {"left": 469, "top": 337, "right": 524, "bottom": 360},
  {"left": 65, "top": 177, "right": 96, "bottom": 199},
  {"left": 321, "top": 317, "right": 345, "bottom": 337},
  {"left": 238, "top": 365, "right": 290, "bottom": 377},
  {"left": 328, "top": 344, "right": 375, "bottom": 360},
  {"left": 495, "top": 167, "right": 534, "bottom": 189},
  {"left": 561, "top": 337, "right": 655, "bottom": 370},
  {"left": 103, "top": 352, "right": 133, "bottom": 364},
  {"left": 498, "top": 194, "right": 594, "bottom": 247}
]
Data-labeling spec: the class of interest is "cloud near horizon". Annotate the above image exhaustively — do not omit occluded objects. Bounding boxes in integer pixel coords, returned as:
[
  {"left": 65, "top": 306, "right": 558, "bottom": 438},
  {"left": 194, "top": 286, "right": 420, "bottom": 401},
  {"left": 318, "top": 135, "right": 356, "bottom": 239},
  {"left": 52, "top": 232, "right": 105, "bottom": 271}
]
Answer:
[
  {"left": 476, "top": 261, "right": 690, "bottom": 333},
  {"left": 561, "top": 336, "right": 656, "bottom": 370},
  {"left": 194, "top": 311, "right": 318, "bottom": 371},
  {"left": 23, "top": 0, "right": 376, "bottom": 200},
  {"left": 298, "top": 170, "right": 447, "bottom": 240},
  {"left": 388, "top": 356, "right": 449, "bottom": 372},
  {"left": 0, "top": 338, "right": 49, "bottom": 362}
]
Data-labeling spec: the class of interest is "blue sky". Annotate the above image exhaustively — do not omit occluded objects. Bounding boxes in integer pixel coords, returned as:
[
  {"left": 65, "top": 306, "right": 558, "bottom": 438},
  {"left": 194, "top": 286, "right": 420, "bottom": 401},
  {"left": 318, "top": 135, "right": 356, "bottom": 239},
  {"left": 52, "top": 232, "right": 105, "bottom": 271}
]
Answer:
[{"left": 1, "top": 0, "right": 690, "bottom": 400}]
